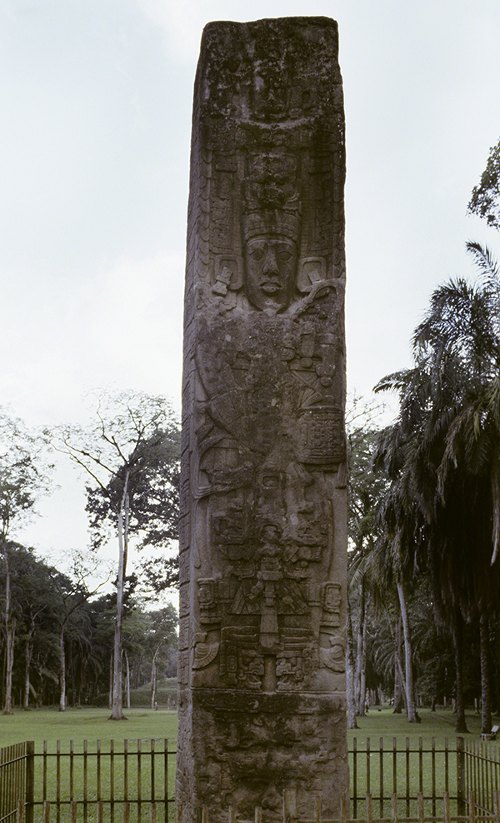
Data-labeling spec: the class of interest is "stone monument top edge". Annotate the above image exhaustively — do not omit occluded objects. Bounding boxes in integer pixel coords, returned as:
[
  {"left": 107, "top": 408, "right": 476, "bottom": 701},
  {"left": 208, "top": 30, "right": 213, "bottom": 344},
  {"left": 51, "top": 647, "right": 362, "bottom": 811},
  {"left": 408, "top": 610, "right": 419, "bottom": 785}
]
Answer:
[
  {"left": 201, "top": 16, "right": 339, "bottom": 36},
  {"left": 197, "top": 16, "right": 342, "bottom": 101}
]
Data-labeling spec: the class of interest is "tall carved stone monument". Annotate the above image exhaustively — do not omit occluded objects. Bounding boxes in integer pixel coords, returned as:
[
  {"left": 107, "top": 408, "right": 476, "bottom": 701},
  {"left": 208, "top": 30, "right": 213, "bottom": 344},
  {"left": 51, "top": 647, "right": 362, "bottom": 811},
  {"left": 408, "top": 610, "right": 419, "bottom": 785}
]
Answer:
[{"left": 178, "top": 17, "right": 347, "bottom": 821}]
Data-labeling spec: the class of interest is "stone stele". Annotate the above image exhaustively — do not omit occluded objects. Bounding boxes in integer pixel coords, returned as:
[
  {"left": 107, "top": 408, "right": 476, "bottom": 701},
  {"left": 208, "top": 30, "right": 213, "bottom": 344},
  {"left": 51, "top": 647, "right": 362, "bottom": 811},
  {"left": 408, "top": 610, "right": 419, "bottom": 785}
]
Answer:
[{"left": 177, "top": 16, "right": 348, "bottom": 822}]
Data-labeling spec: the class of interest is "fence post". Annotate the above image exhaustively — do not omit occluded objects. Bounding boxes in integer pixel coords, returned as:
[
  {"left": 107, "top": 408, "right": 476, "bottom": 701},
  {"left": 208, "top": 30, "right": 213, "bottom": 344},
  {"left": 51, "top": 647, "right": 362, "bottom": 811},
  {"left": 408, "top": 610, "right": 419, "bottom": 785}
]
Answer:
[
  {"left": 457, "top": 736, "right": 465, "bottom": 815},
  {"left": 443, "top": 792, "right": 450, "bottom": 823},
  {"left": 25, "top": 742, "right": 34, "bottom": 823},
  {"left": 494, "top": 790, "right": 500, "bottom": 823},
  {"left": 468, "top": 791, "right": 476, "bottom": 823},
  {"left": 341, "top": 792, "right": 349, "bottom": 823}
]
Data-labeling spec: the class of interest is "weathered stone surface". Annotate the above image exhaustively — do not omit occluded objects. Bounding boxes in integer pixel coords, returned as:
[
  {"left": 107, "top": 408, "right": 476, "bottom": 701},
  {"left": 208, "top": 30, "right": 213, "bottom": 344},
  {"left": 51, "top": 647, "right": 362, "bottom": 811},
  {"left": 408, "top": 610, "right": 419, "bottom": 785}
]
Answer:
[{"left": 177, "top": 16, "right": 347, "bottom": 821}]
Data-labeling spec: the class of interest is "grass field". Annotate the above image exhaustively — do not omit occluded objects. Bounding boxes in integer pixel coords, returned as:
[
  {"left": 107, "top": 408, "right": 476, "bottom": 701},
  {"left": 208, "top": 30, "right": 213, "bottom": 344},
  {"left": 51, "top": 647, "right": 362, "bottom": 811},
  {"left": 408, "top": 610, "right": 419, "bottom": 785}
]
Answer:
[
  {"left": 348, "top": 706, "right": 498, "bottom": 743},
  {"left": 0, "top": 710, "right": 179, "bottom": 821},
  {"left": 1, "top": 705, "right": 496, "bottom": 749},
  {"left": 0, "top": 707, "right": 498, "bottom": 822},
  {"left": 0, "top": 708, "right": 178, "bottom": 749}
]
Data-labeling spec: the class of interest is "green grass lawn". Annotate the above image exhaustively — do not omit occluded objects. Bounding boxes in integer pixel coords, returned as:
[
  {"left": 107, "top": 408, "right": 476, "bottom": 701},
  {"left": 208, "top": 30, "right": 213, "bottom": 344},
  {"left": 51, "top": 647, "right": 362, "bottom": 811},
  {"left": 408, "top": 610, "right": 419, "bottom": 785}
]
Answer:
[
  {"left": 0, "top": 709, "right": 178, "bottom": 822},
  {"left": 1, "top": 705, "right": 495, "bottom": 749},
  {"left": 0, "top": 707, "right": 178, "bottom": 749},
  {"left": 347, "top": 706, "right": 496, "bottom": 744},
  {"left": 346, "top": 708, "right": 499, "bottom": 818},
  {"left": 0, "top": 707, "right": 497, "bottom": 822}
]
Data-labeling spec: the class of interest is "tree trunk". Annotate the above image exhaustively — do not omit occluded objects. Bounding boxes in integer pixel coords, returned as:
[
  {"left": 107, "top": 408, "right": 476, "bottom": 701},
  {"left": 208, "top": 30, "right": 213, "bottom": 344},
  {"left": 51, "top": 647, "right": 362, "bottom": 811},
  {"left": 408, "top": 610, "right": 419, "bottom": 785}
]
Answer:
[
  {"left": 23, "top": 635, "right": 34, "bottom": 709},
  {"left": 397, "top": 580, "right": 418, "bottom": 722},
  {"left": 108, "top": 657, "right": 113, "bottom": 710},
  {"left": 3, "top": 545, "right": 15, "bottom": 715},
  {"left": 479, "top": 612, "right": 492, "bottom": 734},
  {"left": 490, "top": 456, "right": 500, "bottom": 566},
  {"left": 151, "top": 652, "right": 157, "bottom": 710},
  {"left": 4, "top": 618, "right": 16, "bottom": 715},
  {"left": 354, "top": 578, "right": 367, "bottom": 716},
  {"left": 125, "top": 652, "right": 131, "bottom": 710},
  {"left": 59, "top": 628, "right": 66, "bottom": 712},
  {"left": 393, "top": 618, "right": 404, "bottom": 713},
  {"left": 346, "top": 598, "right": 358, "bottom": 728},
  {"left": 110, "top": 472, "right": 129, "bottom": 720},
  {"left": 453, "top": 609, "right": 469, "bottom": 733}
]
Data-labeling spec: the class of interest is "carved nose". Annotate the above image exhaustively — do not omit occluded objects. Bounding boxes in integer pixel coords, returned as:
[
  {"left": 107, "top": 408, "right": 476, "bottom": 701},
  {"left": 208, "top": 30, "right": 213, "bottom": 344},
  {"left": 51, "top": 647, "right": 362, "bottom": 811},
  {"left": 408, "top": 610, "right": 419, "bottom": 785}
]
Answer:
[{"left": 262, "top": 246, "right": 279, "bottom": 275}]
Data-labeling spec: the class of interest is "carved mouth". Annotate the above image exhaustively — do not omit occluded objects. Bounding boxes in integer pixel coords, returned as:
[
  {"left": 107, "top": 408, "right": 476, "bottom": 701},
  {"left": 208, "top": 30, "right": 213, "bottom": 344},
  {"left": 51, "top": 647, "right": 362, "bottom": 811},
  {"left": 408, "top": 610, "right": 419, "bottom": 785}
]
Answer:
[{"left": 261, "top": 281, "right": 281, "bottom": 294}]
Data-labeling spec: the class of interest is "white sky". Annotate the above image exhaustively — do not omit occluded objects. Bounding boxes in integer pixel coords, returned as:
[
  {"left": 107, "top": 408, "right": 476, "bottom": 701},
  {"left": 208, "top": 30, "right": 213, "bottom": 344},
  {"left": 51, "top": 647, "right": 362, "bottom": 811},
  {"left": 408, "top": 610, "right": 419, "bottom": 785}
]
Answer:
[{"left": 1, "top": 0, "right": 499, "bottom": 574}]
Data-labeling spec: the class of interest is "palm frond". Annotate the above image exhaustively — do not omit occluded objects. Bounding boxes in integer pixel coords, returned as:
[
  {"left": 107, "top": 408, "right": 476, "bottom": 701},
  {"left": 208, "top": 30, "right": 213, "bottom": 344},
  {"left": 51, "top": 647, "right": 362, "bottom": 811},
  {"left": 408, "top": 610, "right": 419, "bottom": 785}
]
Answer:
[{"left": 466, "top": 241, "right": 500, "bottom": 283}]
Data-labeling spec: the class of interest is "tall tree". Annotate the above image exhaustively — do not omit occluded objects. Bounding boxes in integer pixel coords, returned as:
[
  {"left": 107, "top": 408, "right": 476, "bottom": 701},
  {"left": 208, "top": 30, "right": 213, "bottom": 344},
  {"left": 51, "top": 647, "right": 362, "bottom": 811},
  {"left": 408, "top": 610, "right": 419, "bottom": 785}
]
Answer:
[
  {"left": 373, "top": 425, "right": 426, "bottom": 723},
  {"left": 7, "top": 545, "right": 55, "bottom": 709},
  {"left": 468, "top": 138, "right": 500, "bottom": 230},
  {"left": 55, "top": 391, "right": 180, "bottom": 720},
  {"left": 0, "top": 411, "right": 52, "bottom": 714},
  {"left": 49, "top": 553, "right": 105, "bottom": 712},
  {"left": 347, "top": 400, "right": 386, "bottom": 724},
  {"left": 375, "top": 242, "right": 500, "bottom": 732}
]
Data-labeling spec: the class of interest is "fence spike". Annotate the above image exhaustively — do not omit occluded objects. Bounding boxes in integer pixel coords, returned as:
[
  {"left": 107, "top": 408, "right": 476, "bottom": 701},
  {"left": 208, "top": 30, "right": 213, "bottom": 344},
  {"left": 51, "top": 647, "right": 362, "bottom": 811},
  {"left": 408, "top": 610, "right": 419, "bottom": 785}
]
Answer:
[
  {"left": 417, "top": 792, "right": 424, "bottom": 823},
  {"left": 443, "top": 791, "right": 450, "bottom": 823},
  {"left": 468, "top": 790, "right": 476, "bottom": 823},
  {"left": 340, "top": 792, "right": 349, "bottom": 823},
  {"left": 366, "top": 793, "right": 373, "bottom": 823},
  {"left": 391, "top": 793, "right": 398, "bottom": 823},
  {"left": 228, "top": 805, "right": 237, "bottom": 823},
  {"left": 494, "top": 790, "right": 500, "bottom": 823},
  {"left": 254, "top": 806, "right": 262, "bottom": 823}
]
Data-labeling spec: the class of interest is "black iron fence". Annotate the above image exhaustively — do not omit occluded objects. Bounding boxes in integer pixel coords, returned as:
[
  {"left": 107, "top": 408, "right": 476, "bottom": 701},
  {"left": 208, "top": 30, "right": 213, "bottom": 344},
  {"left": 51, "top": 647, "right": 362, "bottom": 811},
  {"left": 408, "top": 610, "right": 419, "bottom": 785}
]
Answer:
[{"left": 0, "top": 737, "right": 498, "bottom": 823}]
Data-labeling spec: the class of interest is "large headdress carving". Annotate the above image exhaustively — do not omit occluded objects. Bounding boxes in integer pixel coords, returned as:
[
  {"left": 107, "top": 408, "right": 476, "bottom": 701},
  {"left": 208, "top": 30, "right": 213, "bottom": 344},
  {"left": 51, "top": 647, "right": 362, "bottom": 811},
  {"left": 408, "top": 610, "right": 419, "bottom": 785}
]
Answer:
[{"left": 242, "top": 152, "right": 301, "bottom": 243}]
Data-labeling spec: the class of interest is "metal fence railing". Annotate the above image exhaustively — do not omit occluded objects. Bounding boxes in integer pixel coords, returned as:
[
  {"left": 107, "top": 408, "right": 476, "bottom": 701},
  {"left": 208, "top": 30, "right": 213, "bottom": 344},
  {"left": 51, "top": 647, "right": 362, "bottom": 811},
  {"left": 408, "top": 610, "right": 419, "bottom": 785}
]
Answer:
[{"left": 0, "top": 737, "right": 498, "bottom": 823}]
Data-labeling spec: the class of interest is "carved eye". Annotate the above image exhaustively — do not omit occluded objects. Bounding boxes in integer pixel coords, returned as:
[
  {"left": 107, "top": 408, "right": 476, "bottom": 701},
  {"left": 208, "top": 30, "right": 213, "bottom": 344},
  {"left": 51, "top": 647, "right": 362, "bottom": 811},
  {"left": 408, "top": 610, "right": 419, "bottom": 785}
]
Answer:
[
  {"left": 278, "top": 251, "right": 292, "bottom": 263},
  {"left": 251, "top": 248, "right": 265, "bottom": 261}
]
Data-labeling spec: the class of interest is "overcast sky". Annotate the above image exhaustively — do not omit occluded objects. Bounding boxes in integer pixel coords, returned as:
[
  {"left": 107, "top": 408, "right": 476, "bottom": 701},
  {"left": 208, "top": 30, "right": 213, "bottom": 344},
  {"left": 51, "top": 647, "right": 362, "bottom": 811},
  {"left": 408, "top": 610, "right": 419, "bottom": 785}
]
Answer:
[{"left": 1, "top": 0, "right": 499, "bottom": 571}]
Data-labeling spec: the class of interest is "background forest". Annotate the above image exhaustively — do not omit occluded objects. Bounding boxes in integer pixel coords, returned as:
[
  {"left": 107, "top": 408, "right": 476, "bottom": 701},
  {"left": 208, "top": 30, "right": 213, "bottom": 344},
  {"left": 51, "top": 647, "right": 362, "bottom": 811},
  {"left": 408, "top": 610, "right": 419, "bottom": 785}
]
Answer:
[{"left": 0, "top": 141, "right": 498, "bottom": 734}]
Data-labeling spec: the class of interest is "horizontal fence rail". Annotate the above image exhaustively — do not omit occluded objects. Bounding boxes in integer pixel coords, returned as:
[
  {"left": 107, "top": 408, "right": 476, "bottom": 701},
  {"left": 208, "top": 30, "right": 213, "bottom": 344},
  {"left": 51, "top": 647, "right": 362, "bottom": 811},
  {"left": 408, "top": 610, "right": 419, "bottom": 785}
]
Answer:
[{"left": 0, "top": 737, "right": 498, "bottom": 822}]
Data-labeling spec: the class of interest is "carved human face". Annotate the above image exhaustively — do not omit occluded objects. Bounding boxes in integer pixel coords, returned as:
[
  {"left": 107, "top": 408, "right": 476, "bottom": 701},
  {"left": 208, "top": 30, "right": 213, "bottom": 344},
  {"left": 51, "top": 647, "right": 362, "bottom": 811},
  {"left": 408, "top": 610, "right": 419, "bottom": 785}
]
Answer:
[{"left": 244, "top": 236, "right": 297, "bottom": 311}]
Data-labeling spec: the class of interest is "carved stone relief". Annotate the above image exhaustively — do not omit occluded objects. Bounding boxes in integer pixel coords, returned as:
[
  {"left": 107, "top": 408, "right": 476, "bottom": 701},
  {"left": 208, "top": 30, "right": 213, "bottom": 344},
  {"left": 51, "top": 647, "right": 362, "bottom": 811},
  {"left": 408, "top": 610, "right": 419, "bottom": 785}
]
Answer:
[{"left": 177, "top": 16, "right": 347, "bottom": 822}]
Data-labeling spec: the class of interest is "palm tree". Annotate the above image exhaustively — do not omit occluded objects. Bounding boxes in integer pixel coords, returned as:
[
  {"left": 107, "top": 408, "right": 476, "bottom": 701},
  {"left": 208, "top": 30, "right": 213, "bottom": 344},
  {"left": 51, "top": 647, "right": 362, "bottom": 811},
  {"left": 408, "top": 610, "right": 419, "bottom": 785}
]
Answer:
[
  {"left": 372, "top": 422, "right": 427, "bottom": 723},
  {"left": 347, "top": 405, "right": 388, "bottom": 723},
  {"left": 375, "top": 242, "right": 500, "bottom": 733}
]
